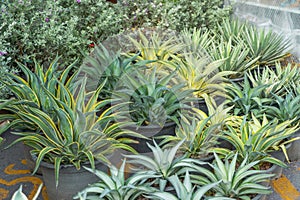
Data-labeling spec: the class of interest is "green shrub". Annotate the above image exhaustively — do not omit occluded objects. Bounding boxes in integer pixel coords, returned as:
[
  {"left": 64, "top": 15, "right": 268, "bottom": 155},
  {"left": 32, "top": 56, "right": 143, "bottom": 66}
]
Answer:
[
  {"left": 120, "top": 0, "right": 232, "bottom": 31},
  {"left": 0, "top": 0, "right": 123, "bottom": 67}
]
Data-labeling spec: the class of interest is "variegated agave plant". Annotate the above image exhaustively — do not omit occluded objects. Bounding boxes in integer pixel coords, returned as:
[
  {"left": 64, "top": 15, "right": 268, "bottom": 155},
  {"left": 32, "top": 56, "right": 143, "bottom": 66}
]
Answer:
[
  {"left": 75, "top": 159, "right": 157, "bottom": 200},
  {"left": 11, "top": 184, "right": 43, "bottom": 200},
  {"left": 4, "top": 76, "right": 142, "bottom": 186},
  {"left": 191, "top": 152, "right": 274, "bottom": 200}
]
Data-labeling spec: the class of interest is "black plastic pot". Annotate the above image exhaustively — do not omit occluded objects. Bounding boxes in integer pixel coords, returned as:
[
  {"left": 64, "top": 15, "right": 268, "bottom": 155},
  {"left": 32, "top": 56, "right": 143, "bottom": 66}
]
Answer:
[
  {"left": 287, "top": 130, "right": 300, "bottom": 162},
  {"left": 192, "top": 96, "right": 225, "bottom": 114},
  {"left": 125, "top": 121, "right": 176, "bottom": 153},
  {"left": 40, "top": 160, "right": 108, "bottom": 200},
  {"left": 269, "top": 143, "right": 292, "bottom": 179}
]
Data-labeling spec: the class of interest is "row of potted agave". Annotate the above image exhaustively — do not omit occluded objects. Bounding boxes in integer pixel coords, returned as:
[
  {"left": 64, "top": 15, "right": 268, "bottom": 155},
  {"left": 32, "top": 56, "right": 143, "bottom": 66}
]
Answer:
[
  {"left": 1, "top": 19, "right": 298, "bottom": 199},
  {"left": 3, "top": 61, "right": 300, "bottom": 199}
]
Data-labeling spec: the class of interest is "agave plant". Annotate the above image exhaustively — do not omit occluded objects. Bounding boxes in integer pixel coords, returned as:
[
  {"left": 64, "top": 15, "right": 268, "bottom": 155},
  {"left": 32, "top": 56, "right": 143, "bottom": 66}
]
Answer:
[
  {"left": 159, "top": 97, "right": 238, "bottom": 159},
  {"left": 248, "top": 63, "right": 300, "bottom": 98},
  {"left": 214, "top": 19, "right": 247, "bottom": 44},
  {"left": 160, "top": 112, "right": 220, "bottom": 158},
  {"left": 113, "top": 67, "right": 194, "bottom": 126},
  {"left": 5, "top": 78, "right": 142, "bottom": 186},
  {"left": 126, "top": 29, "right": 183, "bottom": 66},
  {"left": 11, "top": 184, "right": 43, "bottom": 200},
  {"left": 145, "top": 171, "right": 224, "bottom": 200},
  {"left": 0, "top": 57, "right": 78, "bottom": 131},
  {"left": 262, "top": 93, "right": 300, "bottom": 126},
  {"left": 179, "top": 28, "right": 214, "bottom": 57},
  {"left": 75, "top": 159, "right": 156, "bottom": 200},
  {"left": 125, "top": 139, "right": 205, "bottom": 191},
  {"left": 163, "top": 52, "right": 231, "bottom": 98},
  {"left": 79, "top": 44, "right": 154, "bottom": 99},
  {"left": 209, "top": 37, "right": 259, "bottom": 78},
  {"left": 242, "top": 24, "right": 291, "bottom": 66},
  {"left": 191, "top": 153, "right": 274, "bottom": 199},
  {"left": 214, "top": 114, "right": 300, "bottom": 168},
  {"left": 225, "top": 74, "right": 273, "bottom": 117}
]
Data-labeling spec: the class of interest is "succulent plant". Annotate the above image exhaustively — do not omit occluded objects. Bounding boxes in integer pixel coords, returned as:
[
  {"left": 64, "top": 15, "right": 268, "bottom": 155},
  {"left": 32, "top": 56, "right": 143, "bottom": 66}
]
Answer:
[
  {"left": 191, "top": 153, "right": 274, "bottom": 199},
  {"left": 75, "top": 159, "right": 156, "bottom": 200}
]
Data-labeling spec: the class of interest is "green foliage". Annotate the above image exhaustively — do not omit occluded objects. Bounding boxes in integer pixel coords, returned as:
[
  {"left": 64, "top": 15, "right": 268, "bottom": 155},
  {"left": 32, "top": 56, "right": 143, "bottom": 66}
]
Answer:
[
  {"left": 248, "top": 63, "right": 300, "bottom": 98},
  {"left": 113, "top": 67, "right": 194, "bottom": 126},
  {"left": 75, "top": 159, "right": 156, "bottom": 200},
  {"left": 11, "top": 184, "right": 43, "bottom": 200},
  {"left": 0, "top": 0, "right": 122, "bottom": 68},
  {"left": 0, "top": 58, "right": 142, "bottom": 186},
  {"left": 5, "top": 78, "right": 140, "bottom": 186},
  {"left": 262, "top": 93, "right": 300, "bottom": 125},
  {"left": 225, "top": 75, "right": 273, "bottom": 117},
  {"left": 192, "top": 153, "right": 274, "bottom": 199},
  {"left": 79, "top": 45, "right": 153, "bottom": 99},
  {"left": 242, "top": 24, "right": 291, "bottom": 66},
  {"left": 0, "top": 57, "right": 80, "bottom": 132},
  {"left": 125, "top": 140, "right": 204, "bottom": 191},
  {"left": 209, "top": 37, "right": 259, "bottom": 78},
  {"left": 146, "top": 171, "right": 222, "bottom": 200},
  {"left": 120, "top": 0, "right": 232, "bottom": 31},
  {"left": 214, "top": 115, "right": 299, "bottom": 168},
  {"left": 160, "top": 98, "right": 236, "bottom": 158},
  {"left": 164, "top": 53, "right": 230, "bottom": 98}
]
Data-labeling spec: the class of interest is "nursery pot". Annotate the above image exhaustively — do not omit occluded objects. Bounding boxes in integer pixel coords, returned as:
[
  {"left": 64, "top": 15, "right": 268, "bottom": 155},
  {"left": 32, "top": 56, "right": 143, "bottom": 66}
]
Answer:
[
  {"left": 269, "top": 143, "right": 292, "bottom": 179},
  {"left": 125, "top": 121, "right": 176, "bottom": 153},
  {"left": 40, "top": 160, "right": 108, "bottom": 200},
  {"left": 287, "top": 130, "right": 300, "bottom": 162},
  {"left": 192, "top": 96, "right": 225, "bottom": 114},
  {"left": 22, "top": 144, "right": 43, "bottom": 175}
]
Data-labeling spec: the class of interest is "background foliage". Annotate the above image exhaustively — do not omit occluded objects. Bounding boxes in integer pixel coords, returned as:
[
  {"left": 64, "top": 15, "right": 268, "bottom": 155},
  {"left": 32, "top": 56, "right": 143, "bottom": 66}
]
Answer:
[{"left": 0, "top": 0, "right": 231, "bottom": 99}]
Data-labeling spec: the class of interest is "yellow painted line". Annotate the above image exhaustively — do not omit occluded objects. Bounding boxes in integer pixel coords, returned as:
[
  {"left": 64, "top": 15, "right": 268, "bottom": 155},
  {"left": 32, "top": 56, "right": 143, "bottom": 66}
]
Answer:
[
  {"left": 297, "top": 167, "right": 300, "bottom": 171},
  {"left": 0, "top": 177, "right": 43, "bottom": 199},
  {"left": 0, "top": 188, "right": 9, "bottom": 199},
  {"left": 271, "top": 174, "right": 300, "bottom": 200},
  {"left": 42, "top": 186, "right": 49, "bottom": 200},
  {"left": 4, "top": 163, "right": 31, "bottom": 175},
  {"left": 21, "top": 159, "right": 28, "bottom": 165},
  {"left": 0, "top": 160, "right": 48, "bottom": 199}
]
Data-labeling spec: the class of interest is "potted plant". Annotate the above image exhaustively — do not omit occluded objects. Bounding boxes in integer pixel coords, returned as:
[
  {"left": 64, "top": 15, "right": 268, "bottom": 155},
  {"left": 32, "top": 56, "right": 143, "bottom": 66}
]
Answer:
[
  {"left": 4, "top": 76, "right": 142, "bottom": 199},
  {"left": 247, "top": 63, "right": 300, "bottom": 99},
  {"left": 0, "top": 57, "right": 79, "bottom": 132},
  {"left": 112, "top": 67, "right": 194, "bottom": 152},
  {"left": 11, "top": 184, "right": 43, "bottom": 200},
  {"left": 208, "top": 37, "right": 259, "bottom": 80},
  {"left": 225, "top": 74, "right": 273, "bottom": 117},
  {"left": 79, "top": 44, "right": 154, "bottom": 99},
  {"left": 241, "top": 23, "right": 291, "bottom": 67},
  {"left": 145, "top": 171, "right": 222, "bottom": 200},
  {"left": 125, "top": 139, "right": 205, "bottom": 192},
  {"left": 75, "top": 159, "right": 157, "bottom": 200},
  {"left": 214, "top": 114, "right": 299, "bottom": 178},
  {"left": 191, "top": 152, "right": 274, "bottom": 200}
]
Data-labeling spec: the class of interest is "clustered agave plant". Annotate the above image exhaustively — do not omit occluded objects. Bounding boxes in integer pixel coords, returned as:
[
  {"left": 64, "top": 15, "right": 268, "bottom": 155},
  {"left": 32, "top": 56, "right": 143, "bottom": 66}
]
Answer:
[{"left": 0, "top": 14, "right": 299, "bottom": 200}]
